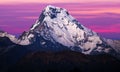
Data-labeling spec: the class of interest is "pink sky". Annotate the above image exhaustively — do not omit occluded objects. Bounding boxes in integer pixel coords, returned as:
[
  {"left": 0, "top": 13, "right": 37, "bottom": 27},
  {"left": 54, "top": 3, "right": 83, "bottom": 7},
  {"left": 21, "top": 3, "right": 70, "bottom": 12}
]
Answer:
[
  {"left": 0, "top": 1, "right": 120, "bottom": 39},
  {"left": 0, "top": 0, "right": 120, "bottom": 4}
]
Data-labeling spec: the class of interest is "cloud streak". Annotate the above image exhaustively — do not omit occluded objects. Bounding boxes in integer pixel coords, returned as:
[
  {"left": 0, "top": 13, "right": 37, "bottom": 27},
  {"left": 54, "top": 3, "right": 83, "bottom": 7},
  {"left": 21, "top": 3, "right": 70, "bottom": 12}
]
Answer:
[
  {"left": 19, "top": 16, "right": 38, "bottom": 19},
  {"left": 88, "top": 24, "right": 120, "bottom": 33},
  {"left": 0, "top": 0, "right": 120, "bottom": 4}
]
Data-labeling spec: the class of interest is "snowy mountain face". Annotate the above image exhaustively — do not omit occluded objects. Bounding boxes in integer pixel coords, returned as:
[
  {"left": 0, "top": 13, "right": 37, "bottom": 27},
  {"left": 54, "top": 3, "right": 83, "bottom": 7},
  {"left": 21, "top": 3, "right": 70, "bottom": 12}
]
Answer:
[
  {"left": 17, "top": 5, "right": 115, "bottom": 55},
  {"left": 0, "top": 31, "right": 18, "bottom": 44},
  {"left": 0, "top": 5, "right": 119, "bottom": 56}
]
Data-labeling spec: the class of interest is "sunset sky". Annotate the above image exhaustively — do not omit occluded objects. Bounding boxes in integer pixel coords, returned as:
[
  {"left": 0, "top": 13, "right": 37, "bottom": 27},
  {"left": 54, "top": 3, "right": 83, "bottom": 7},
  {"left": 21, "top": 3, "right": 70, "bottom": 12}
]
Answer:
[
  {"left": 0, "top": 0, "right": 120, "bottom": 3},
  {"left": 0, "top": 0, "right": 120, "bottom": 39}
]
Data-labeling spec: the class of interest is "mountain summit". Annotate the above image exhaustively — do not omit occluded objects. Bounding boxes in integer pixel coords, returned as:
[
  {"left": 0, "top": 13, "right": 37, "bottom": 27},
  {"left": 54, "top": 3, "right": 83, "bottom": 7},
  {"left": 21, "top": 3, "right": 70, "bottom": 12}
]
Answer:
[
  {"left": 17, "top": 5, "right": 119, "bottom": 55},
  {"left": 0, "top": 5, "right": 120, "bottom": 57}
]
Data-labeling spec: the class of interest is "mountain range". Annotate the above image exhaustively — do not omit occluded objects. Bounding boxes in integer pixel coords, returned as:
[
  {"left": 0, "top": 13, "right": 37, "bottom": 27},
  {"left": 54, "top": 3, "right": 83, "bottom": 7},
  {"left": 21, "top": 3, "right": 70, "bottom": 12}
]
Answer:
[{"left": 0, "top": 5, "right": 120, "bottom": 72}]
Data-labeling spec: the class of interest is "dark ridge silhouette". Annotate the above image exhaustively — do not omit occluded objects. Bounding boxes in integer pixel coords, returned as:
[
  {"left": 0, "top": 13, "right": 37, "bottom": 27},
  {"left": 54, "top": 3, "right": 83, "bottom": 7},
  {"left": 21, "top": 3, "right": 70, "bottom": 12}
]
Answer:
[
  {"left": 0, "top": 37, "right": 15, "bottom": 47},
  {"left": 9, "top": 51, "right": 120, "bottom": 72}
]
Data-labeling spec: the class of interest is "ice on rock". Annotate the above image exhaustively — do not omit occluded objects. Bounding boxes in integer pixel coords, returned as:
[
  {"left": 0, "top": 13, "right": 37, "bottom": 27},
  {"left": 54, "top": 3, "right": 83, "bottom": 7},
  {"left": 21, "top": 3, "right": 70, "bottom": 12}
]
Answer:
[{"left": 28, "top": 5, "right": 112, "bottom": 54}]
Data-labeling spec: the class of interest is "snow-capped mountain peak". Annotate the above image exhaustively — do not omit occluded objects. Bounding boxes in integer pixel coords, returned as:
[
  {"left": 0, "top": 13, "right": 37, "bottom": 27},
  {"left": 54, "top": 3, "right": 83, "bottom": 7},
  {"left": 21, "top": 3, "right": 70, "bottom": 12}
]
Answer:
[
  {"left": 24, "top": 5, "right": 112, "bottom": 54},
  {"left": 0, "top": 5, "right": 117, "bottom": 56},
  {"left": 0, "top": 5, "right": 120, "bottom": 60}
]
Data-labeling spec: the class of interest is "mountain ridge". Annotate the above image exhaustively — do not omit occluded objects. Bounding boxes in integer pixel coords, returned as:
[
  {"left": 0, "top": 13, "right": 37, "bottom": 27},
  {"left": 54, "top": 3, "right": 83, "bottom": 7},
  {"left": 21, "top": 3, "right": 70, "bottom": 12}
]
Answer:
[
  {"left": 11, "top": 51, "right": 120, "bottom": 72},
  {"left": 0, "top": 5, "right": 120, "bottom": 72},
  {"left": 0, "top": 5, "right": 120, "bottom": 57}
]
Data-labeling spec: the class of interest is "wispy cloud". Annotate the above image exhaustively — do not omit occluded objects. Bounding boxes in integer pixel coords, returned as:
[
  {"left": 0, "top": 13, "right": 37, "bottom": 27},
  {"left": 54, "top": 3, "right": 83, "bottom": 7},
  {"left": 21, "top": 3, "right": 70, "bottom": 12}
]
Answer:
[
  {"left": 73, "top": 13, "right": 120, "bottom": 19},
  {"left": 69, "top": 8, "right": 120, "bottom": 14},
  {"left": 18, "top": 16, "right": 38, "bottom": 19},
  {"left": 0, "top": 24, "right": 9, "bottom": 27},
  {"left": 89, "top": 23, "right": 120, "bottom": 33},
  {"left": 0, "top": 0, "right": 120, "bottom": 4}
]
